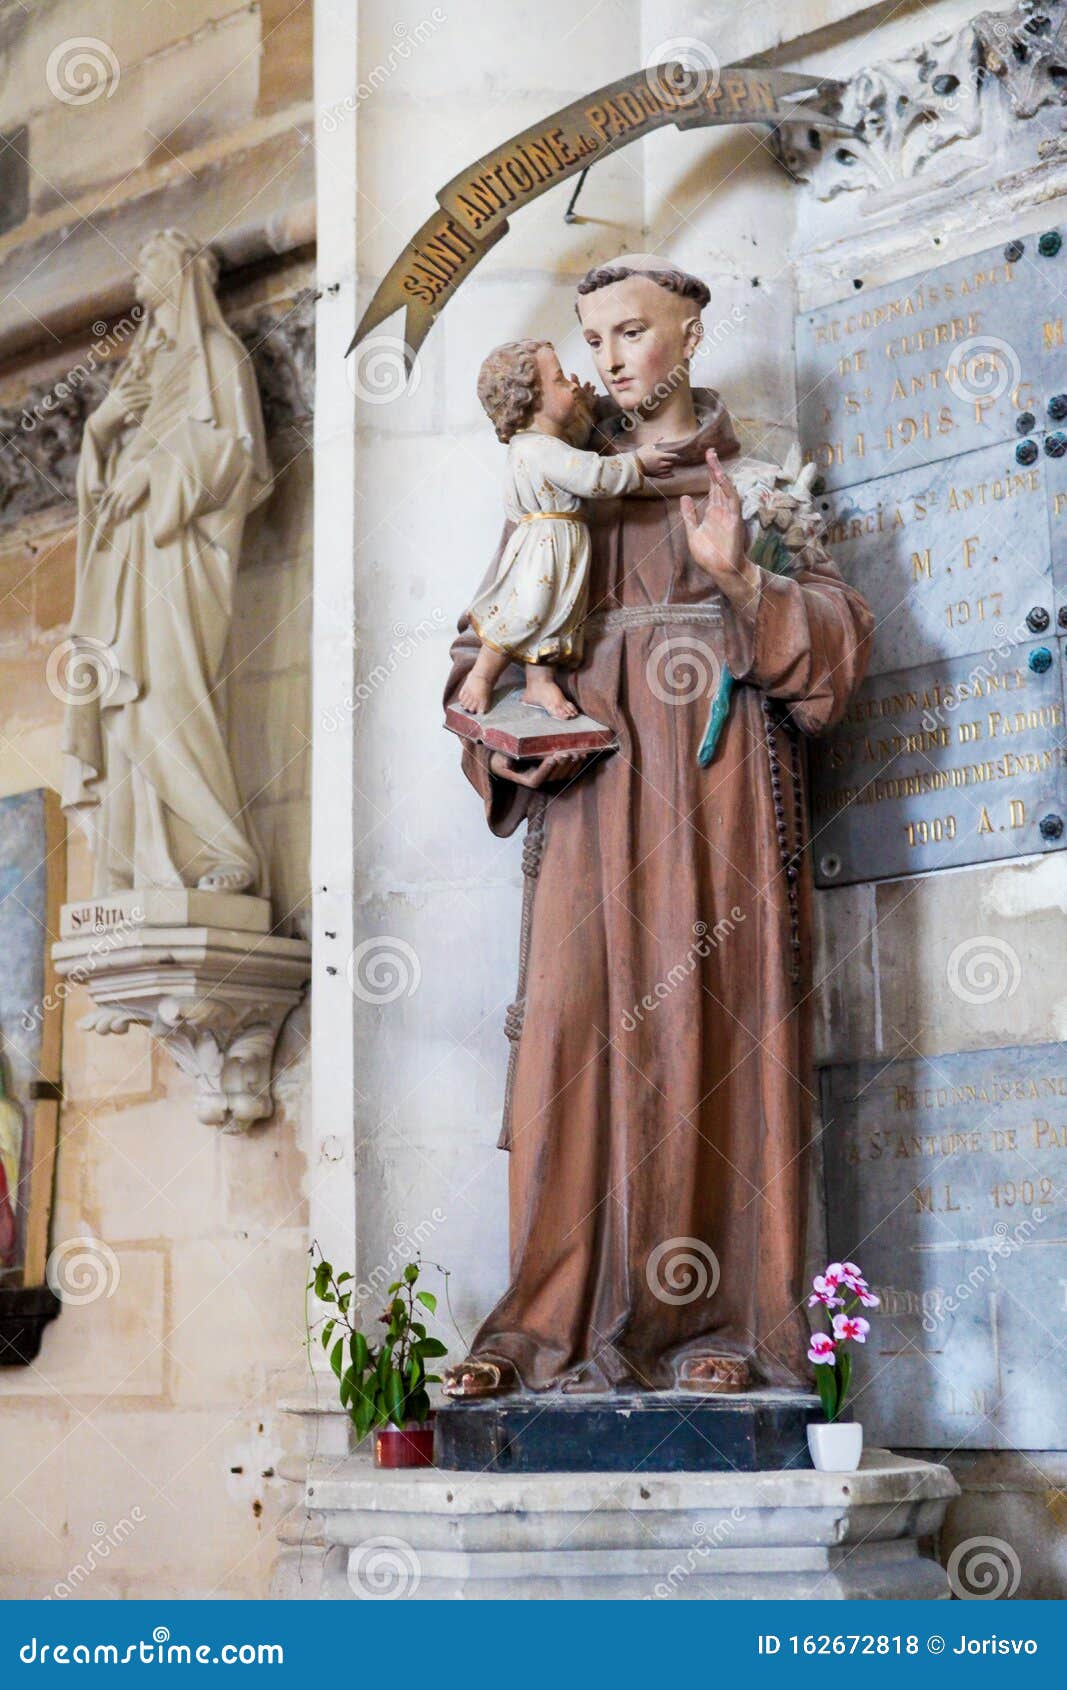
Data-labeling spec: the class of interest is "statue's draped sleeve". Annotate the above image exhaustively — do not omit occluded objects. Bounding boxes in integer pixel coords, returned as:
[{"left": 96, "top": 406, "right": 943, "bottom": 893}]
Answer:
[
  {"left": 720, "top": 535, "right": 874, "bottom": 735},
  {"left": 445, "top": 519, "right": 535, "bottom": 837}
]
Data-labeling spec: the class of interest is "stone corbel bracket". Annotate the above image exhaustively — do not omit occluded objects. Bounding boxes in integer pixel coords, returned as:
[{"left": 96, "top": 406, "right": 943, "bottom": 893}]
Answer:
[{"left": 52, "top": 893, "right": 310, "bottom": 1133}]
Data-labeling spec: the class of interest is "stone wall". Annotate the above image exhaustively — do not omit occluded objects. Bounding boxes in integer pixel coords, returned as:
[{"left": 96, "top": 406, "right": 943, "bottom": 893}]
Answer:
[
  {"left": 781, "top": 0, "right": 1067, "bottom": 1601},
  {"left": 0, "top": 2, "right": 314, "bottom": 1599}
]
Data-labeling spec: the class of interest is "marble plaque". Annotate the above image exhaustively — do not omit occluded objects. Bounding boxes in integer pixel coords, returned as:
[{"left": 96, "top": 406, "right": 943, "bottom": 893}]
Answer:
[
  {"left": 818, "top": 441, "right": 1055, "bottom": 676},
  {"left": 821, "top": 1044, "right": 1067, "bottom": 1450},
  {"left": 810, "top": 638, "right": 1067, "bottom": 886},
  {"left": 797, "top": 235, "right": 1067, "bottom": 492}
]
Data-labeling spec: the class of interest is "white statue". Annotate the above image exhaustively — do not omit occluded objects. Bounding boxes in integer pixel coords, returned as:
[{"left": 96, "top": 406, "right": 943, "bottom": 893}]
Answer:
[{"left": 60, "top": 228, "right": 273, "bottom": 896}]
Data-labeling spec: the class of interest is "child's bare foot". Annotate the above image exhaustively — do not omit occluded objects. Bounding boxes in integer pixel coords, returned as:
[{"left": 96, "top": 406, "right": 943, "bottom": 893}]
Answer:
[
  {"left": 458, "top": 674, "right": 494, "bottom": 714},
  {"left": 523, "top": 672, "right": 578, "bottom": 721}
]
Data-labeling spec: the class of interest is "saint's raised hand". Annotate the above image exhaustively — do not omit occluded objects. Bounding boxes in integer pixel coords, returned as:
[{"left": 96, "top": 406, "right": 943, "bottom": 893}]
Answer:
[{"left": 679, "top": 447, "right": 748, "bottom": 584}]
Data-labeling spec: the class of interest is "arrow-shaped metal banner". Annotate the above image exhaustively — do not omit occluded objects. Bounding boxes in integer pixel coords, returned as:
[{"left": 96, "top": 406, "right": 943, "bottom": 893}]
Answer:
[{"left": 347, "top": 63, "right": 847, "bottom": 366}]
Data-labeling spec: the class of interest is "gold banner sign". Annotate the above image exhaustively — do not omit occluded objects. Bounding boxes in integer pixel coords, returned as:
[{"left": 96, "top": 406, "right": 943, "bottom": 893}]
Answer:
[{"left": 347, "top": 64, "right": 846, "bottom": 365}]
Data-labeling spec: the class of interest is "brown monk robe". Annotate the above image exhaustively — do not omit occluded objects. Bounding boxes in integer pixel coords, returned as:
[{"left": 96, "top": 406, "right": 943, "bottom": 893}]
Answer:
[{"left": 445, "top": 394, "right": 873, "bottom": 1394}]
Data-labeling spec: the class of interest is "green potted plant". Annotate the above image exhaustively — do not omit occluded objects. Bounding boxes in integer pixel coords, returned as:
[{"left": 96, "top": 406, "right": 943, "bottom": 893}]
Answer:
[{"left": 308, "top": 1245, "right": 449, "bottom": 1468}]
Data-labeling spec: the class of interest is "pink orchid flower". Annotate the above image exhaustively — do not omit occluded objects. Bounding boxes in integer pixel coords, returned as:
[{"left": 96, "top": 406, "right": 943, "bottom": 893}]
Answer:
[
  {"left": 832, "top": 1312, "right": 870, "bottom": 1344},
  {"left": 856, "top": 1287, "right": 880, "bottom": 1309},
  {"left": 807, "top": 1331, "right": 835, "bottom": 1366},
  {"left": 808, "top": 1276, "right": 842, "bottom": 1309}
]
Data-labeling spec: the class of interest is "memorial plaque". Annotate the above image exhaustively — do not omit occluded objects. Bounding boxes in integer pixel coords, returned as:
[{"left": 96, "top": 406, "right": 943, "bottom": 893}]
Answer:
[
  {"left": 810, "top": 638, "right": 1067, "bottom": 886},
  {"left": 819, "top": 442, "right": 1054, "bottom": 676},
  {"left": 797, "top": 234, "right": 1067, "bottom": 492},
  {"left": 821, "top": 1044, "right": 1067, "bottom": 1449}
]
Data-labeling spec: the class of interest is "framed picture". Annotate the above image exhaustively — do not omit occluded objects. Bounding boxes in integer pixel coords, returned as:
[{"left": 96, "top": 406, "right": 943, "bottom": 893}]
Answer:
[{"left": 0, "top": 788, "right": 65, "bottom": 1364}]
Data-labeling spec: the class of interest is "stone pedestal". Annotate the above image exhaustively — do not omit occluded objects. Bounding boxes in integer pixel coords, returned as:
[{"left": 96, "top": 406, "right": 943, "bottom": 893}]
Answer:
[
  {"left": 308, "top": 1450, "right": 959, "bottom": 1600},
  {"left": 435, "top": 1390, "right": 820, "bottom": 1473},
  {"left": 271, "top": 1390, "right": 354, "bottom": 1600},
  {"left": 52, "top": 892, "right": 310, "bottom": 1132}
]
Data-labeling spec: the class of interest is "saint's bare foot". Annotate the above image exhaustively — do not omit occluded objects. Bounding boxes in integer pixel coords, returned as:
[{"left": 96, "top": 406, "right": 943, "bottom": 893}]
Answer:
[
  {"left": 522, "top": 674, "right": 578, "bottom": 720},
  {"left": 676, "top": 1354, "right": 751, "bottom": 1394},
  {"left": 457, "top": 675, "right": 493, "bottom": 714},
  {"left": 441, "top": 1358, "right": 513, "bottom": 1399}
]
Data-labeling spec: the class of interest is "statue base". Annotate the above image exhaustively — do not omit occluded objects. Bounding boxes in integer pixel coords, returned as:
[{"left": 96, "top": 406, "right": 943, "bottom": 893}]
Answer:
[
  {"left": 434, "top": 1389, "right": 821, "bottom": 1473},
  {"left": 307, "top": 1450, "right": 959, "bottom": 1600}
]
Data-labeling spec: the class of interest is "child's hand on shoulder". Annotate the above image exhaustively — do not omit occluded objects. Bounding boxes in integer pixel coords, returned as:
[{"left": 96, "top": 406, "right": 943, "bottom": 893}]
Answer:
[{"left": 636, "top": 443, "right": 674, "bottom": 478}]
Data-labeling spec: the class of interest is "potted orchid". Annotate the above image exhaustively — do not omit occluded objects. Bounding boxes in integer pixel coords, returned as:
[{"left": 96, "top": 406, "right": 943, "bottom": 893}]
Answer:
[{"left": 806, "top": 1259, "right": 880, "bottom": 1472}]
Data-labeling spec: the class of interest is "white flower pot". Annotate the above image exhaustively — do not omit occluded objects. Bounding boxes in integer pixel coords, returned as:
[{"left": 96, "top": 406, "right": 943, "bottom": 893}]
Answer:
[{"left": 807, "top": 1420, "right": 863, "bottom": 1472}]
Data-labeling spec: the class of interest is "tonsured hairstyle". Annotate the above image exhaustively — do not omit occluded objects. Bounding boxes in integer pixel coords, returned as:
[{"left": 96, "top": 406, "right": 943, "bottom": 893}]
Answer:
[
  {"left": 576, "top": 263, "right": 711, "bottom": 311},
  {"left": 477, "top": 339, "right": 551, "bottom": 443}
]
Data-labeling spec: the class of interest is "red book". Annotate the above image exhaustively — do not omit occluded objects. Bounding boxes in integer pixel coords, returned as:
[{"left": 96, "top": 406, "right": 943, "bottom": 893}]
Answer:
[{"left": 445, "top": 685, "right": 616, "bottom": 759}]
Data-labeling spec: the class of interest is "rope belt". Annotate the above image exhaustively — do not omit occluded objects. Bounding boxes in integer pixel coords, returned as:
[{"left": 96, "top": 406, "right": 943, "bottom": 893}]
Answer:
[
  {"left": 585, "top": 601, "right": 723, "bottom": 634},
  {"left": 518, "top": 509, "right": 582, "bottom": 523}
]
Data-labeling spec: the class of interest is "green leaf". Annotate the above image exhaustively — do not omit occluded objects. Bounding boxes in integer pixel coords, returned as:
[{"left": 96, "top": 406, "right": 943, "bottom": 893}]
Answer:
[
  {"left": 404, "top": 1263, "right": 419, "bottom": 1284},
  {"left": 415, "top": 1291, "right": 437, "bottom": 1313},
  {"left": 837, "top": 1352, "right": 852, "bottom": 1419},
  {"left": 385, "top": 1371, "right": 406, "bottom": 1426},
  {"left": 407, "top": 1389, "right": 430, "bottom": 1424},
  {"left": 337, "top": 1272, "right": 352, "bottom": 1284},
  {"left": 387, "top": 1281, "right": 401, "bottom": 1295},
  {"left": 816, "top": 1363, "right": 838, "bottom": 1424},
  {"left": 350, "top": 1330, "right": 370, "bottom": 1373},
  {"left": 353, "top": 1399, "right": 375, "bottom": 1444},
  {"left": 320, "top": 1320, "right": 335, "bottom": 1351},
  {"left": 314, "top": 1262, "right": 331, "bottom": 1299},
  {"left": 339, "top": 1367, "right": 354, "bottom": 1409},
  {"left": 330, "top": 1336, "right": 345, "bottom": 1381},
  {"left": 416, "top": 1337, "right": 448, "bottom": 1359}
]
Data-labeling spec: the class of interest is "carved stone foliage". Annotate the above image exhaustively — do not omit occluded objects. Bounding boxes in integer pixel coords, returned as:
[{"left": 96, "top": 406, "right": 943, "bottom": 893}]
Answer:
[
  {"left": 0, "top": 287, "right": 315, "bottom": 529},
  {"left": 773, "top": 0, "right": 1067, "bottom": 200}
]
